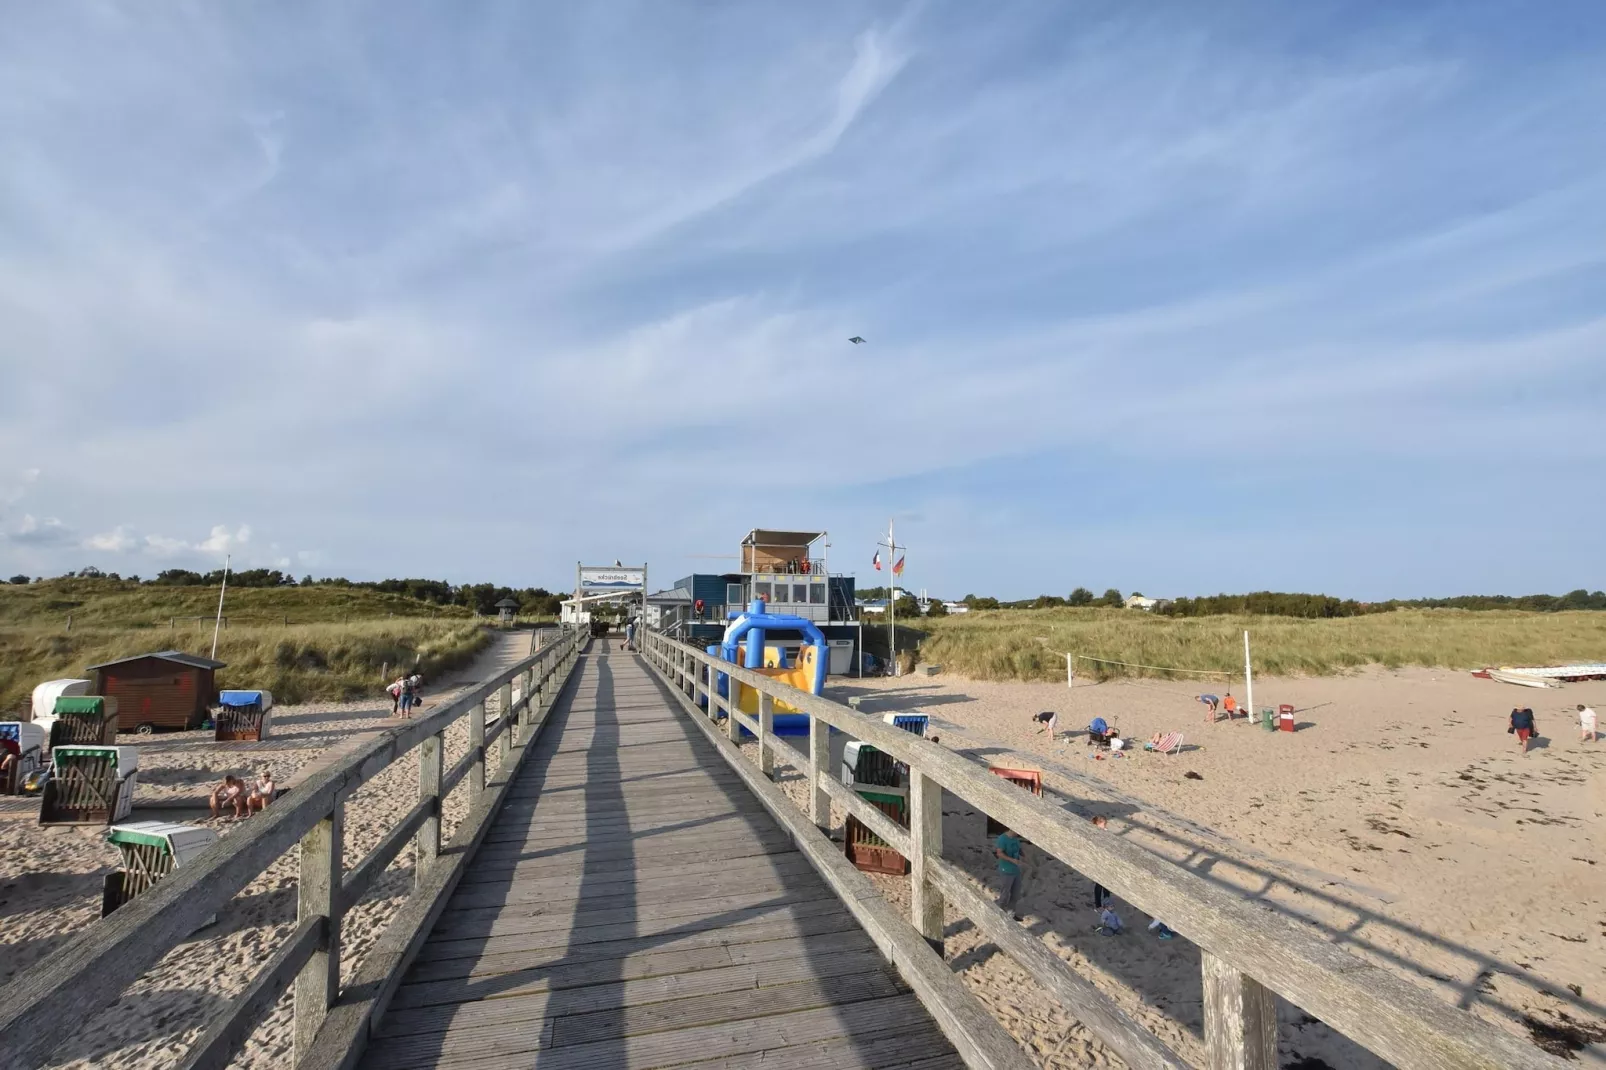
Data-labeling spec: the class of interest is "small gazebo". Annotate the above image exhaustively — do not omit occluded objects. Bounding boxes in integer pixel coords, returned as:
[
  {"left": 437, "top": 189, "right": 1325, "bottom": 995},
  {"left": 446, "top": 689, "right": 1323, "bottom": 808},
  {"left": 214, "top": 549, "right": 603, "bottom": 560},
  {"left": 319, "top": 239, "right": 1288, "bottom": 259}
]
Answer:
[{"left": 493, "top": 597, "right": 521, "bottom": 627}]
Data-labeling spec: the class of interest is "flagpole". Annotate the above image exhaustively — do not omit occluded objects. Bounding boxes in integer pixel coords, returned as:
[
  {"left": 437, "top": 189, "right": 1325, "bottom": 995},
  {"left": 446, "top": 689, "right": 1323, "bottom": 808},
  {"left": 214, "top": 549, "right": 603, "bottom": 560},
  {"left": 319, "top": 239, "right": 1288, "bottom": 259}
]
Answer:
[
  {"left": 211, "top": 554, "right": 231, "bottom": 660},
  {"left": 888, "top": 519, "right": 896, "bottom": 677}
]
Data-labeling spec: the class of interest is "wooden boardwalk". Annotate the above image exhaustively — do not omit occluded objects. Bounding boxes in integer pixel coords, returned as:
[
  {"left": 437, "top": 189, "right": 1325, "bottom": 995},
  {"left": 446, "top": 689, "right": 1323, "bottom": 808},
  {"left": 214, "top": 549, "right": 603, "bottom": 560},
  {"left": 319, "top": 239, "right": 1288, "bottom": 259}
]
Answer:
[{"left": 360, "top": 644, "right": 960, "bottom": 1070}]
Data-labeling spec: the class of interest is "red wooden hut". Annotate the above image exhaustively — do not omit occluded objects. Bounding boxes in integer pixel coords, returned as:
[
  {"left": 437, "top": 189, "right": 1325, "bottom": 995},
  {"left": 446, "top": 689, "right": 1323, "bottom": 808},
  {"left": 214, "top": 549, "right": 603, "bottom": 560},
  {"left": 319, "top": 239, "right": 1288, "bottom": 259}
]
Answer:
[{"left": 87, "top": 651, "right": 226, "bottom": 734}]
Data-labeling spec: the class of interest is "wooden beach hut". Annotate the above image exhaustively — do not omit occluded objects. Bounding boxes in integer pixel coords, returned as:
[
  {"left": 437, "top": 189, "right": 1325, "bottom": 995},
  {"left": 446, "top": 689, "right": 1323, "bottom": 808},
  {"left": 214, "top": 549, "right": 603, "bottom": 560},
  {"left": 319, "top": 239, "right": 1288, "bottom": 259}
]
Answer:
[{"left": 88, "top": 650, "right": 225, "bottom": 733}]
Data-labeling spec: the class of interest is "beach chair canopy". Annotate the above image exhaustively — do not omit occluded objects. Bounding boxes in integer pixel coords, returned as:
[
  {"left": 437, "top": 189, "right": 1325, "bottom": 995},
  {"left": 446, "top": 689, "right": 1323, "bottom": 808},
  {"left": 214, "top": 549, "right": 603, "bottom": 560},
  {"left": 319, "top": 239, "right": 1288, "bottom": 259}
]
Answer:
[
  {"left": 108, "top": 821, "right": 217, "bottom": 865},
  {"left": 218, "top": 689, "right": 273, "bottom": 709},
  {"left": 1089, "top": 716, "right": 1109, "bottom": 734},
  {"left": 0, "top": 722, "right": 46, "bottom": 752},
  {"left": 54, "top": 745, "right": 139, "bottom": 773},
  {"left": 55, "top": 695, "right": 111, "bottom": 717}
]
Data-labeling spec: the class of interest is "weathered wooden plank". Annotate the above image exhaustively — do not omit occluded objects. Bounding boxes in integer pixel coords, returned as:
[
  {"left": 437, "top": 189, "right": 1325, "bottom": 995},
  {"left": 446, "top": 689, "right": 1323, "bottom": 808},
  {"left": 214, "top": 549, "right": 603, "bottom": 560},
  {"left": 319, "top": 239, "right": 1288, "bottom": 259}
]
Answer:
[
  {"left": 909, "top": 770, "right": 943, "bottom": 953},
  {"left": 428, "top": 889, "right": 843, "bottom": 943},
  {"left": 441, "top": 858, "right": 819, "bottom": 912},
  {"left": 294, "top": 803, "right": 342, "bottom": 1059},
  {"left": 404, "top": 915, "right": 872, "bottom": 988},
  {"left": 378, "top": 949, "right": 896, "bottom": 1045},
  {"left": 443, "top": 849, "right": 815, "bottom": 900},
  {"left": 458, "top": 837, "right": 797, "bottom": 883},
  {"left": 407, "top": 906, "right": 873, "bottom": 976},
  {"left": 417, "top": 730, "right": 443, "bottom": 872},
  {"left": 1203, "top": 950, "right": 1277, "bottom": 1070},
  {"left": 468, "top": 824, "right": 792, "bottom": 864}
]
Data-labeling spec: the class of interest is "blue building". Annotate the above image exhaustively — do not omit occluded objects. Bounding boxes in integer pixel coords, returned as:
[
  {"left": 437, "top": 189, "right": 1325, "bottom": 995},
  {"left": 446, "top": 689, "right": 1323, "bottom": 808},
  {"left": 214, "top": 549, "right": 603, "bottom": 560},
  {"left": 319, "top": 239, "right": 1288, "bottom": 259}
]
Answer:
[{"left": 647, "top": 529, "right": 863, "bottom": 675}]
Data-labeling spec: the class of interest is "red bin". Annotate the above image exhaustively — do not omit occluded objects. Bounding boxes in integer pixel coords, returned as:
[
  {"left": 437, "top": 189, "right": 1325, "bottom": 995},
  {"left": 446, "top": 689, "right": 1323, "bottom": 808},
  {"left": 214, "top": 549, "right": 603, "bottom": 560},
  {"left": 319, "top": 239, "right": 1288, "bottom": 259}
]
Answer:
[{"left": 1278, "top": 704, "right": 1296, "bottom": 732}]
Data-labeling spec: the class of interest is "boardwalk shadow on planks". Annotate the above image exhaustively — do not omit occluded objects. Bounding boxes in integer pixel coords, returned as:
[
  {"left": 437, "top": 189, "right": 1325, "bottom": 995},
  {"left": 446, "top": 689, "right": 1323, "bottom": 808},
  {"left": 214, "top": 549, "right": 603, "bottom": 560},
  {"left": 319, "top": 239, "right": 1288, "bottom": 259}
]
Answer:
[{"left": 360, "top": 646, "right": 959, "bottom": 1070}]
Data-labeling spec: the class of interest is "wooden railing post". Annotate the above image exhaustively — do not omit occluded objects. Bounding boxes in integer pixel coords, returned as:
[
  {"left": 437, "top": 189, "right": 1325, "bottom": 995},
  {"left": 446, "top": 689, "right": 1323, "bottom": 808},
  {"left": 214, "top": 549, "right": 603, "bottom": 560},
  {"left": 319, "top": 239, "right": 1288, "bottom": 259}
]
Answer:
[
  {"left": 1202, "top": 952, "right": 1277, "bottom": 1070},
  {"left": 808, "top": 711, "right": 830, "bottom": 829},
  {"left": 469, "top": 701, "right": 486, "bottom": 797},
  {"left": 293, "top": 799, "right": 342, "bottom": 1059},
  {"left": 910, "top": 770, "right": 945, "bottom": 954},
  {"left": 417, "top": 730, "right": 443, "bottom": 876},
  {"left": 724, "top": 670, "right": 741, "bottom": 742},
  {"left": 758, "top": 691, "right": 775, "bottom": 777},
  {"left": 497, "top": 681, "right": 513, "bottom": 770}
]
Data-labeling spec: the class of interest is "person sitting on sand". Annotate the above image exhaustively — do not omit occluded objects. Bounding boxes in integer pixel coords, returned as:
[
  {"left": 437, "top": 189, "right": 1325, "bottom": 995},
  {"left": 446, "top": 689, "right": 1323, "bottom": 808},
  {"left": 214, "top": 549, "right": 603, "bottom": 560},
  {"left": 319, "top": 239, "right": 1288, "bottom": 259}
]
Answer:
[
  {"left": 1509, "top": 707, "right": 1537, "bottom": 754},
  {"left": 1197, "top": 694, "right": 1220, "bottom": 722},
  {"left": 0, "top": 737, "right": 19, "bottom": 789},
  {"left": 1222, "top": 693, "right": 1238, "bottom": 719},
  {"left": 248, "top": 769, "right": 276, "bottom": 813},
  {"left": 1031, "top": 710, "right": 1059, "bottom": 738},
  {"left": 1579, "top": 704, "right": 1598, "bottom": 743},
  {"left": 209, "top": 775, "right": 248, "bottom": 820}
]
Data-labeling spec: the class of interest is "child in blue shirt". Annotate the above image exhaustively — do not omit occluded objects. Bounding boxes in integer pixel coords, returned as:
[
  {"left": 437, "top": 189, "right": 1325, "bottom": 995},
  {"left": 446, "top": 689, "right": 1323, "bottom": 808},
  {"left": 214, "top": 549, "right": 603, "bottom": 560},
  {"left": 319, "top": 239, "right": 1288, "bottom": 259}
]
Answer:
[{"left": 994, "top": 829, "right": 1023, "bottom": 920}]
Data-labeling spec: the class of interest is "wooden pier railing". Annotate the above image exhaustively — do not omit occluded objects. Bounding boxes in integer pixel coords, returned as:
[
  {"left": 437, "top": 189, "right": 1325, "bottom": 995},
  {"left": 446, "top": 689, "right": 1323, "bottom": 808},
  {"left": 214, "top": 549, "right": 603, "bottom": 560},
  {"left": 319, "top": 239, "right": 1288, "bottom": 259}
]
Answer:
[
  {"left": 641, "top": 630, "right": 1566, "bottom": 1070},
  {"left": 0, "top": 627, "right": 585, "bottom": 1070}
]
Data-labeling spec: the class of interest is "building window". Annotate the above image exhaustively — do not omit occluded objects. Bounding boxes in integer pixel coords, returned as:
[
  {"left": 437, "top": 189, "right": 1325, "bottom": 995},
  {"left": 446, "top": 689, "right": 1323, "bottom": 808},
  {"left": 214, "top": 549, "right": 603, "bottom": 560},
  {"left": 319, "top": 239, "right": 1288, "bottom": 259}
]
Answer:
[
  {"left": 793, "top": 584, "right": 809, "bottom": 604},
  {"left": 809, "top": 582, "right": 826, "bottom": 605},
  {"left": 754, "top": 582, "right": 771, "bottom": 604},
  {"left": 726, "top": 583, "right": 744, "bottom": 607}
]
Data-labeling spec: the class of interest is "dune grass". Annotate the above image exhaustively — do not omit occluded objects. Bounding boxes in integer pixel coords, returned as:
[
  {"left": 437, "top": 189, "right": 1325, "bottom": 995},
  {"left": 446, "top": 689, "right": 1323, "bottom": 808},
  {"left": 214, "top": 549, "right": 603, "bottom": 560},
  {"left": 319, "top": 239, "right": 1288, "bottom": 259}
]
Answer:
[
  {"left": 889, "top": 608, "right": 1606, "bottom": 683},
  {"left": 0, "top": 577, "right": 472, "bottom": 630},
  {"left": 0, "top": 616, "right": 493, "bottom": 715}
]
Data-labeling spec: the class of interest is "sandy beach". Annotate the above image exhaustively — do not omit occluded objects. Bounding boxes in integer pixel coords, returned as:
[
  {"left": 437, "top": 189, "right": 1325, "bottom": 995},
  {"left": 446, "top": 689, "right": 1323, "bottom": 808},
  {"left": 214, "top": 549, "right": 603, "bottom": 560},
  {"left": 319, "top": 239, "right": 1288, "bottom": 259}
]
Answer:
[
  {"left": 807, "top": 667, "right": 1606, "bottom": 1066},
  {"left": 0, "top": 630, "right": 534, "bottom": 1069}
]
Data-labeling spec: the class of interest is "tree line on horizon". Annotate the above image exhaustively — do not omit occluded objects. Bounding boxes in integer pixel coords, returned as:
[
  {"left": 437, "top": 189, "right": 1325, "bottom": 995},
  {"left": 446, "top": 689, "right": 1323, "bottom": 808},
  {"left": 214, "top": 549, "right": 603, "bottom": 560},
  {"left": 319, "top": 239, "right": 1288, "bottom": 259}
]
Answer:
[
  {"left": 948, "top": 588, "right": 1606, "bottom": 617},
  {"left": 4, "top": 567, "right": 567, "bottom": 618}
]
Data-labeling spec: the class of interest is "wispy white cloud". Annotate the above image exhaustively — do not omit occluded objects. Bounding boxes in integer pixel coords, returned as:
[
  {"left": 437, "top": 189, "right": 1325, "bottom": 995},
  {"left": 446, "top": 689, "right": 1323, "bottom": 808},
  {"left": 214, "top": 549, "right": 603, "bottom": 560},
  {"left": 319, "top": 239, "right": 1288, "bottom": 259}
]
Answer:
[{"left": 83, "top": 526, "right": 137, "bottom": 553}]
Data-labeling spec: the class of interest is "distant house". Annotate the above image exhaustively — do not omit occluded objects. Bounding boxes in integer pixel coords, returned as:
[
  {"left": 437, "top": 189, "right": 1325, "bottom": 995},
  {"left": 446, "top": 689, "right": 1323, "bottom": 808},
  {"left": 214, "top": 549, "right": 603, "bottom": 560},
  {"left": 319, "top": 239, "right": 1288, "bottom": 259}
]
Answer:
[
  {"left": 1125, "top": 595, "right": 1162, "bottom": 611},
  {"left": 941, "top": 602, "right": 970, "bottom": 614}
]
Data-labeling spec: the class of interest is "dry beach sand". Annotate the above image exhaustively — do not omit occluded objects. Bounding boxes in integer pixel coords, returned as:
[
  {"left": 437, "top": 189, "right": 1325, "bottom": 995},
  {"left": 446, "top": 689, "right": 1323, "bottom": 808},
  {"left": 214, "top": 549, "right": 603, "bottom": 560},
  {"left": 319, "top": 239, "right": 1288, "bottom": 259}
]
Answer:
[
  {"left": 811, "top": 666, "right": 1606, "bottom": 1067},
  {"left": 0, "top": 631, "right": 534, "bottom": 1069}
]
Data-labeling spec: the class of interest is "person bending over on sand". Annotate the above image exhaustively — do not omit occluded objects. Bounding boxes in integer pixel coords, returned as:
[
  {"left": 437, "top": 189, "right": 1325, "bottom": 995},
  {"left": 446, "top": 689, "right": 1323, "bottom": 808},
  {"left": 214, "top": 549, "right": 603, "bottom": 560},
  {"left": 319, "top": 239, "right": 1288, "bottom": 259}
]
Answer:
[
  {"left": 1508, "top": 707, "right": 1537, "bottom": 754},
  {"left": 248, "top": 769, "right": 276, "bottom": 813},
  {"left": 1197, "top": 694, "right": 1220, "bottom": 722},
  {"left": 994, "top": 828, "right": 1024, "bottom": 921},
  {"left": 1031, "top": 710, "right": 1058, "bottom": 738},
  {"left": 210, "top": 775, "right": 248, "bottom": 820},
  {"left": 1579, "top": 704, "right": 1598, "bottom": 743}
]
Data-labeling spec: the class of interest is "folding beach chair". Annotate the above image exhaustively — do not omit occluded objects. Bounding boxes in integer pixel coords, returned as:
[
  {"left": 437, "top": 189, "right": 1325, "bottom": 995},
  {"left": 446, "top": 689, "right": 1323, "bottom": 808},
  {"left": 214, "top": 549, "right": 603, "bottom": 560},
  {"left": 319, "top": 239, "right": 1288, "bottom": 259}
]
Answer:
[{"left": 1144, "top": 732, "right": 1184, "bottom": 755}]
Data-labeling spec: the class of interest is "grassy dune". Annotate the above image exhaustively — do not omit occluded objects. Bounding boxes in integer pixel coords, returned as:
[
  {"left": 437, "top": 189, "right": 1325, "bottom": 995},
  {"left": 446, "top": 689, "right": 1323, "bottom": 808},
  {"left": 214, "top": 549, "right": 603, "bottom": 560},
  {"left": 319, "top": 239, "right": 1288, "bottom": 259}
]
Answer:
[
  {"left": 0, "top": 580, "right": 493, "bottom": 713},
  {"left": 0, "top": 577, "right": 470, "bottom": 629},
  {"left": 894, "top": 608, "right": 1606, "bottom": 682}
]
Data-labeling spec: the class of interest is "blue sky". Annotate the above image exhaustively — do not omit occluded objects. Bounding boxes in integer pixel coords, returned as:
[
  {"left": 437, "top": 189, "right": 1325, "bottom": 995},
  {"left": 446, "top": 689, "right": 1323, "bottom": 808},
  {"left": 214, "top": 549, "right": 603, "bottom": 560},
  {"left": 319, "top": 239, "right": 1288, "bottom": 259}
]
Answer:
[{"left": 2, "top": 2, "right": 1602, "bottom": 601}]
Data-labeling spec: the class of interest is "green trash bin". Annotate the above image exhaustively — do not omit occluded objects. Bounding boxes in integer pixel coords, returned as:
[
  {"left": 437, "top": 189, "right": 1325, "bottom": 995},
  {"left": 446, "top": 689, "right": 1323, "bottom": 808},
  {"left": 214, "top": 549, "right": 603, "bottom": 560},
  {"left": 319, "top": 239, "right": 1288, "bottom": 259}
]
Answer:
[{"left": 1259, "top": 707, "right": 1276, "bottom": 731}]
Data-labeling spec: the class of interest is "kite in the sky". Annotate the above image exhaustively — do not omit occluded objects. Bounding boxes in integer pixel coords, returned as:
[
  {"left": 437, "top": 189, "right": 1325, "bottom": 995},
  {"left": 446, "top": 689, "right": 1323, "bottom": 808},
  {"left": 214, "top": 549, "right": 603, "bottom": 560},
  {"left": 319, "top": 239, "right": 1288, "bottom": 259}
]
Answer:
[{"left": 848, "top": 336, "right": 865, "bottom": 344}]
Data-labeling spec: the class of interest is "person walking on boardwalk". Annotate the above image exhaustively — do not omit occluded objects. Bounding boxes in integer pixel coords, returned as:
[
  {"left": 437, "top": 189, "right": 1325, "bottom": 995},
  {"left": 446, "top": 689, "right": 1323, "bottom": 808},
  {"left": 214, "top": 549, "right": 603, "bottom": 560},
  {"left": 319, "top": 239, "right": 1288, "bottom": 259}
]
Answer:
[
  {"left": 994, "top": 827, "right": 1024, "bottom": 921},
  {"left": 622, "top": 618, "right": 637, "bottom": 653}
]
